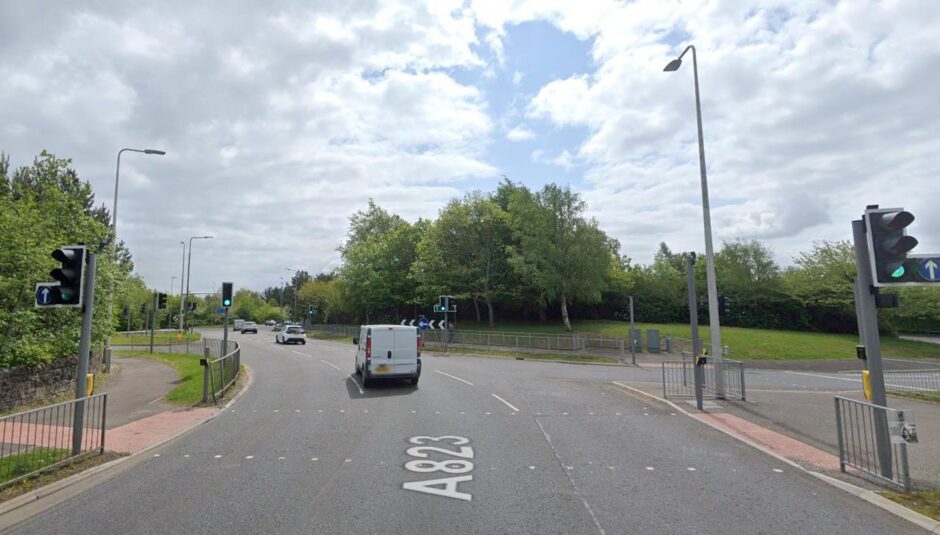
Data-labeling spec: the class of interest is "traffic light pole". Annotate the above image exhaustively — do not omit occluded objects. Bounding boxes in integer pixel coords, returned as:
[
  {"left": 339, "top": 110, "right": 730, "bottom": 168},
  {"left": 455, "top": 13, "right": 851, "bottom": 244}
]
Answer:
[
  {"left": 72, "top": 253, "right": 96, "bottom": 456},
  {"left": 686, "top": 254, "right": 704, "bottom": 411},
  {"left": 149, "top": 292, "right": 157, "bottom": 353},
  {"left": 628, "top": 296, "right": 636, "bottom": 366},
  {"left": 223, "top": 307, "right": 229, "bottom": 357},
  {"left": 852, "top": 218, "right": 893, "bottom": 479}
]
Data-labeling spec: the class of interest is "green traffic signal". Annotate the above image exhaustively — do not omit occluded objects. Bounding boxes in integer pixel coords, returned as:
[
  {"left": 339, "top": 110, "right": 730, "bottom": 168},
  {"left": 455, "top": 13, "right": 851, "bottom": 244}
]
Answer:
[{"left": 891, "top": 264, "right": 905, "bottom": 279}]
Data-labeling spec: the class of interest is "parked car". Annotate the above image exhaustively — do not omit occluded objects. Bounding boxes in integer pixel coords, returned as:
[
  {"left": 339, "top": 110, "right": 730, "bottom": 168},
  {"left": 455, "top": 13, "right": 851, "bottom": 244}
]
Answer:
[
  {"left": 354, "top": 325, "right": 420, "bottom": 387},
  {"left": 276, "top": 325, "right": 306, "bottom": 344},
  {"left": 241, "top": 322, "right": 258, "bottom": 334},
  {"left": 264, "top": 319, "right": 276, "bottom": 326}
]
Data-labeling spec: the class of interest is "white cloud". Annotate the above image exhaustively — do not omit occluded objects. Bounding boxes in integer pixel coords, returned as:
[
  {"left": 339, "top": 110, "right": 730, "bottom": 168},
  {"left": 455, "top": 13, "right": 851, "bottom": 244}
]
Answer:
[
  {"left": 506, "top": 126, "right": 536, "bottom": 141},
  {"left": 530, "top": 148, "right": 576, "bottom": 170}
]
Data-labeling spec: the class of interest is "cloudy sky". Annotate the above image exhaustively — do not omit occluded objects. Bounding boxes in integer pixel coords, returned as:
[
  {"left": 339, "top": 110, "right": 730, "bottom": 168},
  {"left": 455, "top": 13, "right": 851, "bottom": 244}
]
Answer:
[{"left": 3, "top": 0, "right": 939, "bottom": 295}]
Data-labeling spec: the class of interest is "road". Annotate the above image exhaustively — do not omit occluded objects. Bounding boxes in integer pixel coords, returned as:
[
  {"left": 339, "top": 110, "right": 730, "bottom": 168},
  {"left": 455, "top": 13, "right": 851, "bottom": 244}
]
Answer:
[{"left": 7, "top": 329, "right": 923, "bottom": 534}]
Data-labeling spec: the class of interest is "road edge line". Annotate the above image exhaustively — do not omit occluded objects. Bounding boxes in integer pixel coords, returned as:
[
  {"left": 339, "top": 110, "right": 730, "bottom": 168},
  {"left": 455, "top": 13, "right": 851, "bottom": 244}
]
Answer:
[
  {"left": 0, "top": 365, "right": 254, "bottom": 526},
  {"left": 609, "top": 380, "right": 940, "bottom": 533}
]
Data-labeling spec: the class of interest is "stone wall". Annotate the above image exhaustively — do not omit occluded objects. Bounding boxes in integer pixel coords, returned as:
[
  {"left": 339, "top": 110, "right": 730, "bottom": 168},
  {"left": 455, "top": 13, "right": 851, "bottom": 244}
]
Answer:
[{"left": 0, "top": 350, "right": 103, "bottom": 414}]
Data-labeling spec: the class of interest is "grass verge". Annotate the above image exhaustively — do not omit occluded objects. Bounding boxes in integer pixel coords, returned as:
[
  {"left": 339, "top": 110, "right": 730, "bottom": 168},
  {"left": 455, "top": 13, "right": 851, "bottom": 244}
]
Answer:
[
  {"left": 114, "top": 350, "right": 204, "bottom": 405},
  {"left": 883, "top": 490, "right": 940, "bottom": 521},
  {"left": 425, "top": 344, "right": 620, "bottom": 365},
  {"left": 307, "top": 331, "right": 351, "bottom": 342},
  {"left": 0, "top": 451, "right": 124, "bottom": 503},
  {"left": 889, "top": 391, "right": 940, "bottom": 403},
  {"left": 455, "top": 320, "right": 940, "bottom": 361}
]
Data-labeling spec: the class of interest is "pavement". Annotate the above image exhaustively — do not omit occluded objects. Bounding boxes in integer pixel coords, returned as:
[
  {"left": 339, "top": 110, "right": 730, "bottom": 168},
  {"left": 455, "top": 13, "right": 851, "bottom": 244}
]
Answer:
[
  {"left": 3, "top": 329, "right": 931, "bottom": 534},
  {"left": 103, "top": 357, "right": 178, "bottom": 428}
]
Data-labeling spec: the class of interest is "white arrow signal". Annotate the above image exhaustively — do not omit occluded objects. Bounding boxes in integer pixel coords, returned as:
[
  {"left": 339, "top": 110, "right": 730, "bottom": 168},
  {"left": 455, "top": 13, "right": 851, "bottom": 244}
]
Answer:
[
  {"left": 40, "top": 287, "right": 50, "bottom": 301},
  {"left": 926, "top": 260, "right": 938, "bottom": 280},
  {"left": 400, "top": 319, "right": 407, "bottom": 326}
]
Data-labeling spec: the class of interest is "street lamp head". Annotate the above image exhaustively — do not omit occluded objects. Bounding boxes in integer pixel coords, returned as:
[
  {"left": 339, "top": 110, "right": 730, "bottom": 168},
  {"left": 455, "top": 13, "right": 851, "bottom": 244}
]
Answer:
[
  {"left": 144, "top": 149, "right": 166, "bottom": 155},
  {"left": 663, "top": 58, "right": 683, "bottom": 72}
]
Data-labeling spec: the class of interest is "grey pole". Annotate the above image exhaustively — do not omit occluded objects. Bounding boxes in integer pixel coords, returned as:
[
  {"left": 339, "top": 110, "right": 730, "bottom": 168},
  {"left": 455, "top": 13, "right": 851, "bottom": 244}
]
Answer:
[
  {"left": 184, "top": 236, "right": 213, "bottom": 332},
  {"left": 223, "top": 307, "right": 230, "bottom": 360},
  {"left": 628, "top": 296, "right": 636, "bottom": 366},
  {"left": 686, "top": 253, "right": 704, "bottom": 411},
  {"left": 107, "top": 148, "right": 165, "bottom": 347},
  {"left": 178, "top": 241, "right": 186, "bottom": 331},
  {"left": 72, "top": 253, "right": 97, "bottom": 455},
  {"left": 851, "top": 218, "right": 893, "bottom": 478},
  {"left": 149, "top": 292, "right": 157, "bottom": 353},
  {"left": 665, "top": 45, "right": 724, "bottom": 397}
]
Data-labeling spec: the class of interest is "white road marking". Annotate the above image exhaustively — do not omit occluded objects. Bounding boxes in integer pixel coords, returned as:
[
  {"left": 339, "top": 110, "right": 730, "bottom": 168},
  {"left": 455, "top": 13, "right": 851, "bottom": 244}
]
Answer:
[
  {"left": 528, "top": 466, "right": 535, "bottom": 470},
  {"left": 773, "top": 468, "right": 784, "bottom": 473},
  {"left": 273, "top": 409, "right": 279, "bottom": 412},
  {"left": 784, "top": 371, "right": 861, "bottom": 383},
  {"left": 320, "top": 359, "right": 341, "bottom": 371},
  {"left": 484, "top": 412, "right": 491, "bottom": 415},
  {"left": 295, "top": 409, "right": 300, "bottom": 413},
  {"left": 348, "top": 375, "right": 365, "bottom": 395},
  {"left": 344, "top": 459, "right": 352, "bottom": 463},
  {"left": 434, "top": 369, "right": 474, "bottom": 386},
  {"left": 245, "top": 455, "right": 254, "bottom": 459},
  {"left": 214, "top": 455, "right": 222, "bottom": 459},
  {"left": 291, "top": 350, "right": 310, "bottom": 358},
  {"left": 146, "top": 396, "right": 164, "bottom": 405},
  {"left": 278, "top": 456, "right": 286, "bottom": 460},
  {"left": 645, "top": 466, "right": 655, "bottom": 471},
  {"left": 687, "top": 467, "right": 696, "bottom": 471},
  {"left": 490, "top": 394, "right": 519, "bottom": 412},
  {"left": 311, "top": 457, "right": 318, "bottom": 461},
  {"left": 153, "top": 454, "right": 160, "bottom": 458},
  {"left": 183, "top": 454, "right": 190, "bottom": 458}
]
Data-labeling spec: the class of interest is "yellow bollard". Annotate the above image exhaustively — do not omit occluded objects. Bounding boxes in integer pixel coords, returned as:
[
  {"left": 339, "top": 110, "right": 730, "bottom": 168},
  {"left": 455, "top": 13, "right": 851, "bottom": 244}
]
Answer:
[
  {"left": 86, "top": 373, "right": 95, "bottom": 396},
  {"left": 176, "top": 331, "right": 182, "bottom": 342},
  {"left": 862, "top": 370, "right": 872, "bottom": 400}
]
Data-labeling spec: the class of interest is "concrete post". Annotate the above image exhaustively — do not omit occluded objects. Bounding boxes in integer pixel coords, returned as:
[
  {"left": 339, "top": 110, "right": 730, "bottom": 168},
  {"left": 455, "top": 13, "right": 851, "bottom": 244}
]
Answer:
[{"left": 72, "top": 253, "right": 96, "bottom": 455}]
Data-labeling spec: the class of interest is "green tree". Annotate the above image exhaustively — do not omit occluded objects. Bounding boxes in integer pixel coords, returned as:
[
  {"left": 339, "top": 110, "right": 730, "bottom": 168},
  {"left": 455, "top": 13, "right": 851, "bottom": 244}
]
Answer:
[{"left": 783, "top": 240, "right": 856, "bottom": 332}]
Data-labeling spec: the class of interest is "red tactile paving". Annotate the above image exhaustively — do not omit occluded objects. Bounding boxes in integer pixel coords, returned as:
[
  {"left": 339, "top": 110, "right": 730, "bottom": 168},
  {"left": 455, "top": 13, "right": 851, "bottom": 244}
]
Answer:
[
  {"left": 105, "top": 407, "right": 219, "bottom": 454},
  {"left": 696, "top": 411, "right": 840, "bottom": 471}
]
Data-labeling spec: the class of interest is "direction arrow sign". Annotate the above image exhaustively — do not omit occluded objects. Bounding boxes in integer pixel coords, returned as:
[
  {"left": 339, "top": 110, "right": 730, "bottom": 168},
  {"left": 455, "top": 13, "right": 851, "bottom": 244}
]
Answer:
[
  {"left": 400, "top": 319, "right": 407, "bottom": 326},
  {"left": 919, "top": 258, "right": 940, "bottom": 282},
  {"left": 36, "top": 284, "right": 55, "bottom": 306},
  {"left": 419, "top": 318, "right": 429, "bottom": 330}
]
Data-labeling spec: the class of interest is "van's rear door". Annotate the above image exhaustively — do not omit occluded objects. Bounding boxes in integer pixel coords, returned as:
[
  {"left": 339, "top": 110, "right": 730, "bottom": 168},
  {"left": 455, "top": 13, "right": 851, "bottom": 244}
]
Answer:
[
  {"left": 392, "top": 327, "right": 418, "bottom": 375},
  {"left": 368, "top": 328, "right": 396, "bottom": 375}
]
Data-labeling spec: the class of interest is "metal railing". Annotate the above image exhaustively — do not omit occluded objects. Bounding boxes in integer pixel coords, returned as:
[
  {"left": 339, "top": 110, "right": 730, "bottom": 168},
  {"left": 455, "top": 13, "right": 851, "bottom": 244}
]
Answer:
[
  {"left": 662, "top": 358, "right": 746, "bottom": 401},
  {"left": 203, "top": 339, "right": 240, "bottom": 403},
  {"left": 834, "top": 396, "right": 912, "bottom": 491},
  {"left": 0, "top": 393, "right": 107, "bottom": 489},
  {"left": 883, "top": 369, "right": 940, "bottom": 394}
]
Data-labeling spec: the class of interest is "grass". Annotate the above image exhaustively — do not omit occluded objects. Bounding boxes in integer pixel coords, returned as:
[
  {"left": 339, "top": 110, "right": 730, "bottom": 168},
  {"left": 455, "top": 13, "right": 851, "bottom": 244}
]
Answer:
[
  {"left": 114, "top": 350, "right": 205, "bottom": 405},
  {"left": 307, "top": 331, "right": 352, "bottom": 342},
  {"left": 453, "top": 320, "right": 940, "bottom": 361},
  {"left": 109, "top": 332, "right": 201, "bottom": 345},
  {"left": 889, "top": 391, "right": 940, "bottom": 403},
  {"left": 0, "top": 451, "right": 124, "bottom": 503},
  {"left": 883, "top": 489, "right": 940, "bottom": 521},
  {"left": 0, "top": 448, "right": 71, "bottom": 486}
]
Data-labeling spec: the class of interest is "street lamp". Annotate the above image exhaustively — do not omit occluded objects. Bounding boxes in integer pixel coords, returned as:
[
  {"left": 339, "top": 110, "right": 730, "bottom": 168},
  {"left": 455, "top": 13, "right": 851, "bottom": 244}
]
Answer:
[
  {"left": 664, "top": 44, "right": 725, "bottom": 395},
  {"left": 107, "top": 147, "right": 166, "bottom": 341},
  {"left": 183, "top": 236, "right": 213, "bottom": 332},
  {"left": 178, "top": 241, "right": 186, "bottom": 331}
]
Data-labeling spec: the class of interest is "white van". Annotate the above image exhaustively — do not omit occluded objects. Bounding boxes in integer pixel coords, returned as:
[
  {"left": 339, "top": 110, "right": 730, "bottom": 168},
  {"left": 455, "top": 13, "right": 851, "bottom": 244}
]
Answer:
[
  {"left": 233, "top": 319, "right": 245, "bottom": 331},
  {"left": 354, "top": 325, "right": 421, "bottom": 387}
]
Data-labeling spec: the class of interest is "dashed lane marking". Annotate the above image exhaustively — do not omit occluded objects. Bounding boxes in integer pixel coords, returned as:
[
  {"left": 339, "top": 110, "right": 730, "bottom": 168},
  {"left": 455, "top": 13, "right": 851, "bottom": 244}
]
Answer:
[
  {"left": 434, "top": 369, "right": 475, "bottom": 386},
  {"left": 291, "top": 350, "right": 310, "bottom": 358},
  {"left": 320, "top": 359, "right": 342, "bottom": 371},
  {"left": 491, "top": 393, "right": 520, "bottom": 412}
]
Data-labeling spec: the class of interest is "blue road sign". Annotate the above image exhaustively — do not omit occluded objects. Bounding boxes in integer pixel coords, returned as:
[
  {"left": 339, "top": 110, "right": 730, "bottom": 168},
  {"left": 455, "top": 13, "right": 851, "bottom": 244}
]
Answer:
[
  {"left": 36, "top": 285, "right": 55, "bottom": 305},
  {"left": 419, "top": 318, "right": 429, "bottom": 330},
  {"left": 216, "top": 308, "right": 226, "bottom": 314},
  {"left": 919, "top": 258, "right": 940, "bottom": 282}
]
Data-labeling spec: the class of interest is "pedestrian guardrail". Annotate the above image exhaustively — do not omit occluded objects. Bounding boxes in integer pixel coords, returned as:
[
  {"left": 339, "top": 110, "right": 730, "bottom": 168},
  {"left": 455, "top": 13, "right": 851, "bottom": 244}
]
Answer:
[
  {"left": 0, "top": 393, "right": 107, "bottom": 489},
  {"left": 834, "top": 396, "right": 913, "bottom": 491},
  {"left": 883, "top": 369, "right": 940, "bottom": 395},
  {"left": 662, "top": 358, "right": 746, "bottom": 401},
  {"left": 202, "top": 339, "right": 240, "bottom": 403}
]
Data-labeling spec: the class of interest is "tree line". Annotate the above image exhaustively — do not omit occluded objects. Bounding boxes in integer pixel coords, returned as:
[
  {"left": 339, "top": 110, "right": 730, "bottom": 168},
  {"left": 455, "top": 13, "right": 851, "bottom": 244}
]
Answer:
[{"left": 296, "top": 179, "right": 940, "bottom": 335}]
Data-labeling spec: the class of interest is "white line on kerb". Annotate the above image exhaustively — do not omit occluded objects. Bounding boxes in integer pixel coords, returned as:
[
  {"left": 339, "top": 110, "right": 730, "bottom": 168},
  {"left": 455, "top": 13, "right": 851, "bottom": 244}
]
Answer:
[
  {"left": 320, "top": 359, "right": 341, "bottom": 371},
  {"left": 491, "top": 393, "right": 520, "bottom": 412},
  {"left": 434, "top": 370, "right": 474, "bottom": 386}
]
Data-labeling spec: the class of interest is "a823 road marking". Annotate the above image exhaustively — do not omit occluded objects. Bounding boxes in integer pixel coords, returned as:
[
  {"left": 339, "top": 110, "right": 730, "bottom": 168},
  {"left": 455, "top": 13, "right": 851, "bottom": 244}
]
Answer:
[{"left": 402, "top": 435, "right": 474, "bottom": 501}]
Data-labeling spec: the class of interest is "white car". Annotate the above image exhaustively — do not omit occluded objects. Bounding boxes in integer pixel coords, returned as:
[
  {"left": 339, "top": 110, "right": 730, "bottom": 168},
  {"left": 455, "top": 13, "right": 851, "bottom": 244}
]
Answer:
[
  {"left": 354, "top": 325, "right": 420, "bottom": 387},
  {"left": 276, "top": 325, "right": 306, "bottom": 345}
]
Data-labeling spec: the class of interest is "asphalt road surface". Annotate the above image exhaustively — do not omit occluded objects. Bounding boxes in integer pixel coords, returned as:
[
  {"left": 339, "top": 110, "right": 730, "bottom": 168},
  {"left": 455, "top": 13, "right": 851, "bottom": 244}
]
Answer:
[{"left": 8, "top": 330, "right": 924, "bottom": 534}]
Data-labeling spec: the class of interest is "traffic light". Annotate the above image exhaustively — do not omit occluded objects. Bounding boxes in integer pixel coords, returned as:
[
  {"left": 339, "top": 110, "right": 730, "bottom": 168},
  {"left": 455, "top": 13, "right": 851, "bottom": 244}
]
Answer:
[
  {"left": 140, "top": 303, "right": 147, "bottom": 313},
  {"left": 50, "top": 245, "right": 86, "bottom": 306},
  {"left": 157, "top": 292, "right": 168, "bottom": 309},
  {"left": 718, "top": 295, "right": 732, "bottom": 315},
  {"left": 308, "top": 305, "right": 316, "bottom": 316},
  {"left": 865, "top": 207, "right": 918, "bottom": 285},
  {"left": 221, "top": 282, "right": 233, "bottom": 308},
  {"left": 189, "top": 301, "right": 197, "bottom": 312}
]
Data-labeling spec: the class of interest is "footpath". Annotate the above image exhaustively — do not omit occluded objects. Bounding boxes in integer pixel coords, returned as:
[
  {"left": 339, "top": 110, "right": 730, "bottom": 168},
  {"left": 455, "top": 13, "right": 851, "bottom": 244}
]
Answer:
[{"left": 101, "top": 356, "right": 218, "bottom": 454}]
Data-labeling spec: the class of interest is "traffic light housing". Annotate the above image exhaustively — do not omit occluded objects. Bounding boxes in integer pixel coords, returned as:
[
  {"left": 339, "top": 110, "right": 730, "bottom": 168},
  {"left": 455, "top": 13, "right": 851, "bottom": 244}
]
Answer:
[
  {"left": 221, "top": 282, "right": 233, "bottom": 308},
  {"left": 50, "top": 245, "right": 86, "bottom": 306},
  {"left": 308, "top": 305, "right": 316, "bottom": 316},
  {"left": 189, "top": 301, "right": 197, "bottom": 312},
  {"left": 865, "top": 207, "right": 918, "bottom": 285},
  {"left": 718, "top": 295, "right": 732, "bottom": 316},
  {"left": 157, "top": 292, "right": 168, "bottom": 309}
]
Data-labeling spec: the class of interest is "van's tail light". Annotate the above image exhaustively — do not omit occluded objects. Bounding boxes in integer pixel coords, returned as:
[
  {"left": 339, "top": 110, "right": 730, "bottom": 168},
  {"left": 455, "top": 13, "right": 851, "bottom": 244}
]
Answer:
[
  {"left": 365, "top": 336, "right": 372, "bottom": 362},
  {"left": 417, "top": 334, "right": 422, "bottom": 358}
]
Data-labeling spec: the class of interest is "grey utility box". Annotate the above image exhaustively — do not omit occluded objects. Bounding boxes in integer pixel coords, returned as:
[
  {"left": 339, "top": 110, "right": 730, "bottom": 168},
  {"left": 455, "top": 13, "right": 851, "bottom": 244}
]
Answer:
[
  {"left": 629, "top": 328, "right": 642, "bottom": 352},
  {"left": 646, "top": 329, "right": 660, "bottom": 353}
]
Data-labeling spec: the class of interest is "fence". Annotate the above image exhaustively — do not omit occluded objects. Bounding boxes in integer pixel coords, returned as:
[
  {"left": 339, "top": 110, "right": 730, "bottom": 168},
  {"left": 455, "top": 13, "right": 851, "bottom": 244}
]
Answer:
[
  {"left": 108, "top": 330, "right": 204, "bottom": 354},
  {"left": 0, "top": 393, "right": 107, "bottom": 489},
  {"left": 661, "top": 358, "right": 746, "bottom": 401},
  {"left": 203, "top": 339, "right": 240, "bottom": 403},
  {"left": 834, "top": 396, "right": 912, "bottom": 491},
  {"left": 883, "top": 369, "right": 940, "bottom": 395}
]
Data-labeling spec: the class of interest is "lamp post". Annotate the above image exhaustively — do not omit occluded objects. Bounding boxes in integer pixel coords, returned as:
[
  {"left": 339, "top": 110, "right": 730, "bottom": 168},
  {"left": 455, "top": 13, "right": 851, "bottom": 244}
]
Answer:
[
  {"left": 178, "top": 241, "right": 186, "bottom": 331},
  {"left": 183, "top": 236, "right": 213, "bottom": 332},
  {"left": 107, "top": 147, "right": 166, "bottom": 342},
  {"left": 664, "top": 45, "right": 724, "bottom": 397}
]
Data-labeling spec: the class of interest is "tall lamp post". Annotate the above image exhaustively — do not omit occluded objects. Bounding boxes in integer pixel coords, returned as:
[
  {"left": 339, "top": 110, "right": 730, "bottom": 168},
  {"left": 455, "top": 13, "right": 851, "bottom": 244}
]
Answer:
[
  {"left": 178, "top": 241, "right": 186, "bottom": 331},
  {"left": 664, "top": 45, "right": 724, "bottom": 397},
  {"left": 183, "top": 236, "right": 213, "bottom": 332},
  {"left": 107, "top": 148, "right": 165, "bottom": 341}
]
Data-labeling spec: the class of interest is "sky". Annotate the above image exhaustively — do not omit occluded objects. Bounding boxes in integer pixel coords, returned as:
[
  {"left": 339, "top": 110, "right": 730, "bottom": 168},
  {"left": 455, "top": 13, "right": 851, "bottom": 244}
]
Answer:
[{"left": 2, "top": 0, "right": 939, "bottom": 295}]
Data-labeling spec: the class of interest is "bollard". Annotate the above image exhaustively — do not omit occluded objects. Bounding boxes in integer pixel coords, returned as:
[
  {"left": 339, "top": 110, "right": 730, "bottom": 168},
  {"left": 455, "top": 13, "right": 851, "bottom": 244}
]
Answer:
[
  {"left": 618, "top": 340, "right": 625, "bottom": 364},
  {"left": 104, "top": 348, "right": 112, "bottom": 374},
  {"left": 665, "top": 338, "right": 672, "bottom": 353},
  {"left": 202, "top": 347, "right": 210, "bottom": 403}
]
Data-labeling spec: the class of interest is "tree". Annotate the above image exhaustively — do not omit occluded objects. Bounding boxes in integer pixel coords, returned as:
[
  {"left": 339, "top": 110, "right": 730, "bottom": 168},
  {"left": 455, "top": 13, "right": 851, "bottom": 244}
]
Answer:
[
  {"left": 783, "top": 241, "right": 856, "bottom": 332},
  {"left": 506, "top": 184, "right": 616, "bottom": 331},
  {"left": 412, "top": 192, "right": 510, "bottom": 327}
]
